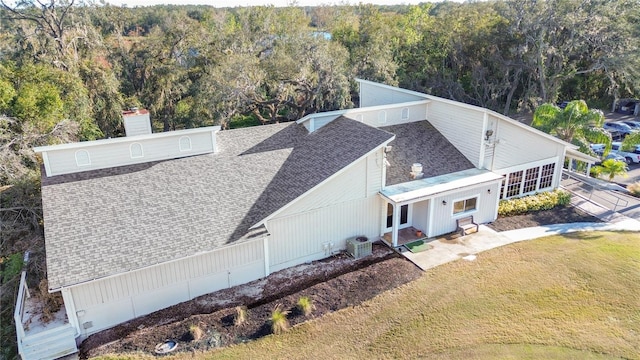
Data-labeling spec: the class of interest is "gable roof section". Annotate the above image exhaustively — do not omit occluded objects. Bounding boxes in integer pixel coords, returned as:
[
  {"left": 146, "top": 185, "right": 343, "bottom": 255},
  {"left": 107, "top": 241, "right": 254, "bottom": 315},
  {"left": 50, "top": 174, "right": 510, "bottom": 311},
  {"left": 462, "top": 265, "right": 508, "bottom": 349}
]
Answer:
[
  {"left": 42, "top": 117, "right": 394, "bottom": 289},
  {"left": 380, "top": 121, "right": 475, "bottom": 185}
]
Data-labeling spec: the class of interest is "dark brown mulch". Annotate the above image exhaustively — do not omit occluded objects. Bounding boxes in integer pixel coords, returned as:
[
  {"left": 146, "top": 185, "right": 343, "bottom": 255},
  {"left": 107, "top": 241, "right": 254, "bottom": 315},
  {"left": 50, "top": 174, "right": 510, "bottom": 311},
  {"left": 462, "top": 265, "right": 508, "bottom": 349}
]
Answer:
[
  {"left": 80, "top": 244, "right": 423, "bottom": 358},
  {"left": 486, "top": 205, "right": 602, "bottom": 232},
  {"left": 80, "top": 206, "right": 601, "bottom": 358}
]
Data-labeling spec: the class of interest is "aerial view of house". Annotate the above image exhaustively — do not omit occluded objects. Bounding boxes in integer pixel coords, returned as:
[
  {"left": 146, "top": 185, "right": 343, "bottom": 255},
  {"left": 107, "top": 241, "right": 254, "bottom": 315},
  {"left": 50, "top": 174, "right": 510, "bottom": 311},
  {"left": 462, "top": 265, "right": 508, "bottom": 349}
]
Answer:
[{"left": 15, "top": 80, "right": 596, "bottom": 359}]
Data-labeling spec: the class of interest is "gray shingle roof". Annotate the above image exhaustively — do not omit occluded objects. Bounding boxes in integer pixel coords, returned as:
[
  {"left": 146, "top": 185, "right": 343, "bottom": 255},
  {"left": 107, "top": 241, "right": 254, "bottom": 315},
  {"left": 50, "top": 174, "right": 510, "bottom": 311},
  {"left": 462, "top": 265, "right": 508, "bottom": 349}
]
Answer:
[
  {"left": 42, "top": 117, "right": 394, "bottom": 289},
  {"left": 380, "top": 120, "right": 474, "bottom": 185}
]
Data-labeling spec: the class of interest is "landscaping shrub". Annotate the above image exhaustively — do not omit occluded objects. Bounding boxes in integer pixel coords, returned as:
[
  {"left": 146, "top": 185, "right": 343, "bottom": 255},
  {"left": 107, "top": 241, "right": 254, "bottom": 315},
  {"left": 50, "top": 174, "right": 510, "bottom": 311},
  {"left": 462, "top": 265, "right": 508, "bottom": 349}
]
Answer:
[
  {"left": 269, "top": 304, "right": 289, "bottom": 335},
  {"left": 498, "top": 189, "right": 571, "bottom": 216},
  {"left": 234, "top": 306, "right": 247, "bottom": 326},
  {"left": 628, "top": 182, "right": 640, "bottom": 197},
  {"left": 296, "top": 296, "right": 314, "bottom": 317},
  {"left": 187, "top": 324, "right": 204, "bottom": 341}
]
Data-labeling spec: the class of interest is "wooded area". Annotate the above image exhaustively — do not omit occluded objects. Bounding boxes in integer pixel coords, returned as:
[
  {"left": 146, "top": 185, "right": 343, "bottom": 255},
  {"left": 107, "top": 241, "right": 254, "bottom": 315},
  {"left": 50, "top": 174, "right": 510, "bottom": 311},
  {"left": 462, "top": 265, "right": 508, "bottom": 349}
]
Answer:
[{"left": 0, "top": 0, "right": 638, "bottom": 357}]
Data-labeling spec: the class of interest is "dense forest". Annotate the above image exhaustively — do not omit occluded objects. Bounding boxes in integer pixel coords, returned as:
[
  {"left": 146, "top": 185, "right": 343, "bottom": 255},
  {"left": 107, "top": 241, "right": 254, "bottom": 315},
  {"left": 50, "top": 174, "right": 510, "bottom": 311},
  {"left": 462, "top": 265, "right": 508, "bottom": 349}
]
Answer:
[{"left": 0, "top": 0, "right": 638, "bottom": 357}]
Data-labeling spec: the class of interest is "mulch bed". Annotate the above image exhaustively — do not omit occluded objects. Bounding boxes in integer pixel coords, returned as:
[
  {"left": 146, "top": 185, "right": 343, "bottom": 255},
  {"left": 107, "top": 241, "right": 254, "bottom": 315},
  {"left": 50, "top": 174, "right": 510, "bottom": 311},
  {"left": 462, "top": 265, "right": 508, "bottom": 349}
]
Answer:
[
  {"left": 80, "top": 244, "right": 423, "bottom": 358},
  {"left": 80, "top": 205, "right": 602, "bottom": 358},
  {"left": 486, "top": 205, "right": 602, "bottom": 232}
]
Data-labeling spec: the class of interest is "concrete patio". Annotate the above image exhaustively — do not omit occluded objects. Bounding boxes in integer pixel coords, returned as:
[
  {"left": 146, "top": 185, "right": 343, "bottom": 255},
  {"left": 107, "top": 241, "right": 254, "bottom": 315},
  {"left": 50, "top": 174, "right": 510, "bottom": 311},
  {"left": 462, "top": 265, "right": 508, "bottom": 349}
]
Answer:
[{"left": 397, "top": 193, "right": 640, "bottom": 271}]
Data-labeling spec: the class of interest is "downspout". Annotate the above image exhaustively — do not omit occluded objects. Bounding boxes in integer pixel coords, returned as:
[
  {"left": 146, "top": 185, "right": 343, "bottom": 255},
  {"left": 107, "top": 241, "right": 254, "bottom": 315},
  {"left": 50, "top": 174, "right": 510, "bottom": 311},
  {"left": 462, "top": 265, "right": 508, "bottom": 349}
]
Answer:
[{"left": 60, "top": 288, "right": 81, "bottom": 339}]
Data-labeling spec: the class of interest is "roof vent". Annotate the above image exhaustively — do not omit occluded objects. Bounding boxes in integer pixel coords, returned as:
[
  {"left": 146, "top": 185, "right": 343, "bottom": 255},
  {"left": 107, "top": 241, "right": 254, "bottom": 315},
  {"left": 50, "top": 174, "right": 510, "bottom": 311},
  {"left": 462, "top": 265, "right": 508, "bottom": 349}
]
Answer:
[{"left": 410, "top": 163, "right": 423, "bottom": 179}]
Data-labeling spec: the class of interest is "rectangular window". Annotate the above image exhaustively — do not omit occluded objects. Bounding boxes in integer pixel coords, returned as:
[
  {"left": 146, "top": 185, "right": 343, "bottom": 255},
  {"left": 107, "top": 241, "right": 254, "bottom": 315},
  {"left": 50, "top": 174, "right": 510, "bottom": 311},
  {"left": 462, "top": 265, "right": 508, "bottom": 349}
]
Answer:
[
  {"left": 539, "top": 163, "right": 555, "bottom": 189},
  {"left": 522, "top": 166, "right": 539, "bottom": 193},
  {"left": 453, "top": 197, "right": 477, "bottom": 215},
  {"left": 506, "top": 170, "right": 523, "bottom": 197}
]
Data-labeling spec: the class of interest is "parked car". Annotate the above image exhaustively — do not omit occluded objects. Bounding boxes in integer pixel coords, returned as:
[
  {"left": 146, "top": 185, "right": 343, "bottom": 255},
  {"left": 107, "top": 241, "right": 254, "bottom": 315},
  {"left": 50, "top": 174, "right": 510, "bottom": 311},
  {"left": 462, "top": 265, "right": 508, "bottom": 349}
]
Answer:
[
  {"left": 615, "top": 99, "right": 639, "bottom": 115},
  {"left": 604, "top": 122, "right": 635, "bottom": 138},
  {"left": 590, "top": 143, "right": 606, "bottom": 156},
  {"left": 618, "top": 120, "right": 640, "bottom": 130},
  {"left": 611, "top": 142, "right": 640, "bottom": 164},
  {"left": 595, "top": 152, "right": 627, "bottom": 166}
]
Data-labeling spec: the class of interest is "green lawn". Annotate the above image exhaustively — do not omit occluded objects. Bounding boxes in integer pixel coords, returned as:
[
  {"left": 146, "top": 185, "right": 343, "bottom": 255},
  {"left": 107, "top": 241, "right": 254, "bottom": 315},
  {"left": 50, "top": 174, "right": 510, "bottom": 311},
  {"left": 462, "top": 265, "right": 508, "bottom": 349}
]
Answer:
[{"left": 96, "top": 231, "right": 640, "bottom": 360}]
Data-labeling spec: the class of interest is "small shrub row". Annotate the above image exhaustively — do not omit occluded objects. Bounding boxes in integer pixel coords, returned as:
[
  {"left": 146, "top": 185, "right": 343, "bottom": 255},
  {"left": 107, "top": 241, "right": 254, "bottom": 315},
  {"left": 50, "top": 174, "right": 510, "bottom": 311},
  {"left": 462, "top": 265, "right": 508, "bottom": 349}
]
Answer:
[
  {"left": 182, "top": 297, "right": 314, "bottom": 340},
  {"left": 498, "top": 189, "right": 571, "bottom": 217}
]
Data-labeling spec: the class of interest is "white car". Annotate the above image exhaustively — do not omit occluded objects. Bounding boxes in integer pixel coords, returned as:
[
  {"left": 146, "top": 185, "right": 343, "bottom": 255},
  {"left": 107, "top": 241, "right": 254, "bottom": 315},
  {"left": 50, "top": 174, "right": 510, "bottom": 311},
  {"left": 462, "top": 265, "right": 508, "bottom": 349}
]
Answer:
[{"left": 611, "top": 142, "right": 640, "bottom": 164}]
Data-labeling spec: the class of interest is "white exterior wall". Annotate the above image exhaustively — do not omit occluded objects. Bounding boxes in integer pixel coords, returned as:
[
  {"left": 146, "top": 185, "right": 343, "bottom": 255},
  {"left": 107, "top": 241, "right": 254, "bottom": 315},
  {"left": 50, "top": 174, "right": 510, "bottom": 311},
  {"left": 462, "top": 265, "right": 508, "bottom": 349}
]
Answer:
[
  {"left": 427, "top": 101, "right": 485, "bottom": 167},
  {"left": 427, "top": 181, "right": 501, "bottom": 237},
  {"left": 36, "top": 127, "right": 219, "bottom": 177},
  {"left": 490, "top": 116, "right": 566, "bottom": 171},
  {"left": 267, "top": 197, "right": 382, "bottom": 273},
  {"left": 359, "top": 80, "right": 426, "bottom": 107},
  {"left": 411, "top": 200, "right": 430, "bottom": 235},
  {"left": 297, "top": 102, "right": 428, "bottom": 133},
  {"left": 67, "top": 238, "right": 264, "bottom": 338},
  {"left": 266, "top": 153, "right": 384, "bottom": 273},
  {"left": 353, "top": 103, "right": 428, "bottom": 128}
]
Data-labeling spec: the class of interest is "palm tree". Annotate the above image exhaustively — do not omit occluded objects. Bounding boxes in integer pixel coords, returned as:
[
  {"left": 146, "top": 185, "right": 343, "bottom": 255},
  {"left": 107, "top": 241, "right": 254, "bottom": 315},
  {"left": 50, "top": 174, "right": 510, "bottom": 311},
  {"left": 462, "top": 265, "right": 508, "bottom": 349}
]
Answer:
[
  {"left": 595, "top": 159, "right": 628, "bottom": 181},
  {"left": 532, "top": 100, "right": 612, "bottom": 156}
]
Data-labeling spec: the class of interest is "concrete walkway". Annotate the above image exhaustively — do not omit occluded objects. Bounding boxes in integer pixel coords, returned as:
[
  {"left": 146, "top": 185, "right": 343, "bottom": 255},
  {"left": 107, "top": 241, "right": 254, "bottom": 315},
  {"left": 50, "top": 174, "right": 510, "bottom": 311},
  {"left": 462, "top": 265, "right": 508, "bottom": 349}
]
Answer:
[{"left": 401, "top": 196, "right": 640, "bottom": 271}]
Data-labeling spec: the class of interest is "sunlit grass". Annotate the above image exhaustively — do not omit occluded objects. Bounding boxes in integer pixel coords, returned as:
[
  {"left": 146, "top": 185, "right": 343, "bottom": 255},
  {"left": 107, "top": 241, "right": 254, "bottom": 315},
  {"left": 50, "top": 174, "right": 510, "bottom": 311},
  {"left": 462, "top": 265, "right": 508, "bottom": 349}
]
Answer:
[{"left": 93, "top": 231, "right": 640, "bottom": 360}]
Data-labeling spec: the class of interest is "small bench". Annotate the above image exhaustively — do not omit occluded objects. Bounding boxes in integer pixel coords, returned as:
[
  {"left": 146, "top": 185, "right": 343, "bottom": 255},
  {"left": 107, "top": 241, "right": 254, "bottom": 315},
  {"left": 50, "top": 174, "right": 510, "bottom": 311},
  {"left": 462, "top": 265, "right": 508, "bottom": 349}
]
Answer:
[{"left": 456, "top": 215, "right": 479, "bottom": 236}]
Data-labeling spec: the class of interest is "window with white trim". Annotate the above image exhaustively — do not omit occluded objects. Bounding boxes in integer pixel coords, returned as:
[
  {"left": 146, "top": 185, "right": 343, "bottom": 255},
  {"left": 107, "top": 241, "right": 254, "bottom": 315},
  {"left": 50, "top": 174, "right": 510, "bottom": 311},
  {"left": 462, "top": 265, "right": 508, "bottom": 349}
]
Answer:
[
  {"left": 506, "top": 170, "right": 523, "bottom": 197},
  {"left": 453, "top": 197, "right": 477, "bottom": 215},
  {"left": 522, "top": 166, "right": 539, "bottom": 193},
  {"left": 501, "top": 162, "right": 556, "bottom": 198},
  {"left": 75, "top": 150, "right": 91, "bottom": 166},
  {"left": 539, "top": 163, "right": 555, "bottom": 189}
]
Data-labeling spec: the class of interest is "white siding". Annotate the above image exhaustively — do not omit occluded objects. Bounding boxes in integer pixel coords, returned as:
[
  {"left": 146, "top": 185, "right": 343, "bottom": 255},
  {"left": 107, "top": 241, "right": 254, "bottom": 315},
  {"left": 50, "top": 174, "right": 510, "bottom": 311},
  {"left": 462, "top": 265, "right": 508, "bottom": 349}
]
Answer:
[
  {"left": 359, "top": 81, "right": 426, "bottom": 107},
  {"left": 36, "top": 127, "right": 219, "bottom": 177},
  {"left": 427, "top": 101, "right": 485, "bottom": 167},
  {"left": 354, "top": 103, "right": 429, "bottom": 128},
  {"left": 367, "top": 150, "right": 384, "bottom": 195},
  {"left": 276, "top": 153, "right": 384, "bottom": 219},
  {"left": 411, "top": 200, "right": 429, "bottom": 235},
  {"left": 427, "top": 181, "right": 501, "bottom": 237},
  {"left": 492, "top": 118, "right": 565, "bottom": 171},
  {"left": 69, "top": 238, "right": 264, "bottom": 337},
  {"left": 267, "top": 196, "right": 382, "bottom": 273}
]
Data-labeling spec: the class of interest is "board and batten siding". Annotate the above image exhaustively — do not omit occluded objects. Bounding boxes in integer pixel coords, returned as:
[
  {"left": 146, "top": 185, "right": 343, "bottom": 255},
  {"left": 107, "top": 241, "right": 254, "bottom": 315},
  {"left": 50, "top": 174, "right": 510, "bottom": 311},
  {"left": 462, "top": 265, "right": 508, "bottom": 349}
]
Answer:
[
  {"left": 427, "top": 181, "right": 501, "bottom": 237},
  {"left": 68, "top": 238, "right": 264, "bottom": 337},
  {"left": 267, "top": 196, "right": 382, "bottom": 273},
  {"left": 490, "top": 116, "right": 565, "bottom": 171},
  {"left": 427, "top": 101, "right": 485, "bottom": 167}
]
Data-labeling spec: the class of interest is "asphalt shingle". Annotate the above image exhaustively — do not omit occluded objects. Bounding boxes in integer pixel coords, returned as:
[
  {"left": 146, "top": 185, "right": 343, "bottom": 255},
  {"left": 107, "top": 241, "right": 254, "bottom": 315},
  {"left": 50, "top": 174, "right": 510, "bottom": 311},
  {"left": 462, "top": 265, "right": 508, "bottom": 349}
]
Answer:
[
  {"left": 42, "top": 117, "right": 394, "bottom": 289},
  {"left": 380, "top": 120, "right": 474, "bottom": 185}
]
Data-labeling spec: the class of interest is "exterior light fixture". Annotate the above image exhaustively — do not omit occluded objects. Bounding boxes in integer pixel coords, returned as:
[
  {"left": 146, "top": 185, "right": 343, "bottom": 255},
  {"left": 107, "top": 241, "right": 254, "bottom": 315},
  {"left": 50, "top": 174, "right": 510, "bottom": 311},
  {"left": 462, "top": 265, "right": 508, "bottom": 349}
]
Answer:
[
  {"left": 442, "top": 200, "right": 447, "bottom": 205},
  {"left": 485, "top": 129, "right": 494, "bottom": 141}
]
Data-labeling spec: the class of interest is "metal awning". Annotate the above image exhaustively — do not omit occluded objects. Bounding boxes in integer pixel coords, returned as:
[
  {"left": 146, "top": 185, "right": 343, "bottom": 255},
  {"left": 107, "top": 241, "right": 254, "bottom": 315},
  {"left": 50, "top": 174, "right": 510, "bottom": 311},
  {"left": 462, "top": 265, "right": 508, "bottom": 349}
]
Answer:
[{"left": 380, "top": 168, "right": 504, "bottom": 204}]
